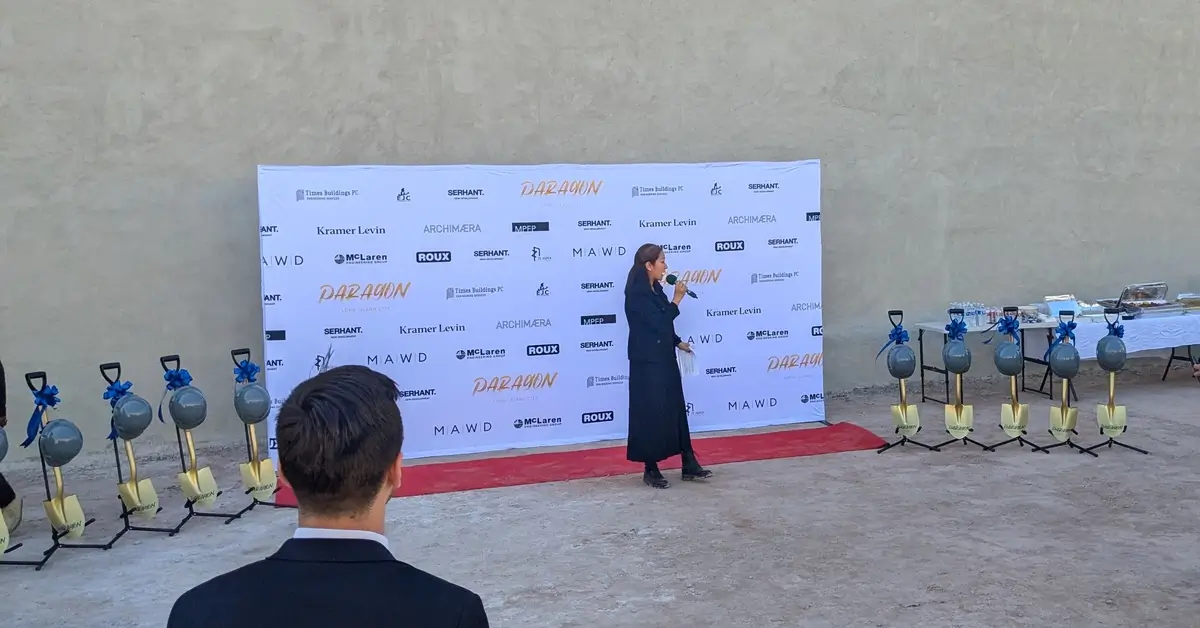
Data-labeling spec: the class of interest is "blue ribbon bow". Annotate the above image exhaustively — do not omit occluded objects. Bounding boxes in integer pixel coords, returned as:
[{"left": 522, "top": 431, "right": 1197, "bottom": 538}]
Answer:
[
  {"left": 1107, "top": 319, "right": 1125, "bottom": 338},
  {"left": 875, "top": 324, "right": 910, "bottom": 360},
  {"left": 234, "top": 360, "right": 260, "bottom": 384},
  {"left": 22, "top": 385, "right": 61, "bottom": 448},
  {"left": 945, "top": 319, "right": 968, "bottom": 342},
  {"left": 104, "top": 380, "right": 134, "bottom": 440},
  {"left": 1043, "top": 320, "right": 1077, "bottom": 360},
  {"left": 985, "top": 316, "right": 1021, "bottom": 346},
  {"left": 157, "top": 368, "right": 193, "bottom": 423}
]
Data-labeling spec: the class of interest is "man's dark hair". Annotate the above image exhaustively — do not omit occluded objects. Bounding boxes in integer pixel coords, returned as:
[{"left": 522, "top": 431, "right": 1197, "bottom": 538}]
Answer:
[{"left": 276, "top": 365, "right": 404, "bottom": 515}]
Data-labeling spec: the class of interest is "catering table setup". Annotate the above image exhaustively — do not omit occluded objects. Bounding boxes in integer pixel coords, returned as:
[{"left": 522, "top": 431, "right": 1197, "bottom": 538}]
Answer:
[{"left": 914, "top": 283, "right": 1200, "bottom": 406}]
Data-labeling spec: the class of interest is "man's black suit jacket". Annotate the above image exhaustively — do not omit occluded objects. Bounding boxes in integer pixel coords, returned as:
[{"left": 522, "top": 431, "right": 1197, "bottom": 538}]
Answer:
[{"left": 167, "top": 538, "right": 489, "bottom": 628}]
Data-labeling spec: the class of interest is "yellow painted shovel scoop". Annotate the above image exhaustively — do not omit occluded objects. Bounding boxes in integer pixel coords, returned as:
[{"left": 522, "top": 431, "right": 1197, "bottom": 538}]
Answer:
[
  {"left": 239, "top": 424, "right": 278, "bottom": 502},
  {"left": 39, "top": 416, "right": 88, "bottom": 539},
  {"left": 891, "top": 378, "right": 921, "bottom": 437},
  {"left": 944, "top": 374, "right": 975, "bottom": 440},
  {"left": 999, "top": 376, "right": 1030, "bottom": 438},
  {"left": 1095, "top": 372, "right": 1127, "bottom": 438},
  {"left": 1048, "top": 380, "right": 1078, "bottom": 442},
  {"left": 118, "top": 440, "right": 160, "bottom": 519},
  {"left": 178, "top": 430, "right": 220, "bottom": 507}
]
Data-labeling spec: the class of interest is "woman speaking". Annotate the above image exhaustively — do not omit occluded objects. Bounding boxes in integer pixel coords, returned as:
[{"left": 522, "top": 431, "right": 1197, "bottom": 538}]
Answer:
[{"left": 623, "top": 243, "right": 712, "bottom": 489}]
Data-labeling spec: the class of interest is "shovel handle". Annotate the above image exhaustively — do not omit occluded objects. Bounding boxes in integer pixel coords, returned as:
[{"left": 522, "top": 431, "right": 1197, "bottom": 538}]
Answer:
[
  {"left": 1058, "top": 310, "right": 1075, "bottom": 322},
  {"left": 25, "top": 371, "right": 46, "bottom": 392},
  {"left": 231, "top": 348, "right": 252, "bottom": 365},
  {"left": 1002, "top": 306, "right": 1018, "bottom": 314},
  {"left": 159, "top": 355, "right": 181, "bottom": 372},
  {"left": 99, "top": 362, "right": 122, "bottom": 384},
  {"left": 887, "top": 310, "right": 904, "bottom": 328}
]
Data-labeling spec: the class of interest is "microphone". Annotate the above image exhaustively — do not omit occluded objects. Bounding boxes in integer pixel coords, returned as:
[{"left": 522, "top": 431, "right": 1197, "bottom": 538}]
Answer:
[{"left": 665, "top": 274, "right": 698, "bottom": 299}]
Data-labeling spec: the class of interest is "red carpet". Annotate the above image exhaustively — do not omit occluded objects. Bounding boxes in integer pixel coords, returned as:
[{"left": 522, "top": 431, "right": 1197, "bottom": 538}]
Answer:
[{"left": 273, "top": 422, "right": 884, "bottom": 504}]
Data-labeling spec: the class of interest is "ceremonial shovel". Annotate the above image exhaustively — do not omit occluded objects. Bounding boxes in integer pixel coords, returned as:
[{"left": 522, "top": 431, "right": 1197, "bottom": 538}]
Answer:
[
  {"left": 23, "top": 372, "right": 88, "bottom": 538},
  {"left": 231, "top": 349, "right": 278, "bottom": 502},
  {"left": 1043, "top": 312, "right": 1092, "bottom": 455},
  {"left": 162, "top": 356, "right": 219, "bottom": 507},
  {"left": 1094, "top": 311, "right": 1129, "bottom": 440},
  {"left": 936, "top": 309, "right": 990, "bottom": 450},
  {"left": 878, "top": 310, "right": 938, "bottom": 453},
  {"left": 102, "top": 363, "right": 160, "bottom": 518}
]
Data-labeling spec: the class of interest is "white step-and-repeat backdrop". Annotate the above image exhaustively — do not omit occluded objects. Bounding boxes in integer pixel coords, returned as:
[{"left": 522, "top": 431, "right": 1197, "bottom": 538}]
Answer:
[{"left": 257, "top": 161, "right": 823, "bottom": 460}]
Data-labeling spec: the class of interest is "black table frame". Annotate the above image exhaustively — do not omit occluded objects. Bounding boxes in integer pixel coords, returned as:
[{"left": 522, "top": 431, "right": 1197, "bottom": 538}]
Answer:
[
  {"left": 918, "top": 328, "right": 1078, "bottom": 405},
  {"left": 1161, "top": 345, "right": 1195, "bottom": 381}
]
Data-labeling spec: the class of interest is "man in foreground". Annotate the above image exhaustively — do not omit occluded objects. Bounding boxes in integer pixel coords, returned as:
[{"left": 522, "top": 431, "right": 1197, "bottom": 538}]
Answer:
[{"left": 167, "top": 365, "right": 489, "bottom": 628}]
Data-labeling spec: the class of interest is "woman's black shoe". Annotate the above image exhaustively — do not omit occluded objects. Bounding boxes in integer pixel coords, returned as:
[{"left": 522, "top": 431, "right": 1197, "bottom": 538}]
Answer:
[
  {"left": 681, "top": 467, "right": 713, "bottom": 481},
  {"left": 643, "top": 470, "right": 670, "bottom": 489}
]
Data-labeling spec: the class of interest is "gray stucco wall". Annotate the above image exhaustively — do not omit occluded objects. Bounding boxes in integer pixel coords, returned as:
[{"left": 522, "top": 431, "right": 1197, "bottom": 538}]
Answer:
[{"left": 1, "top": 1, "right": 1197, "bottom": 454}]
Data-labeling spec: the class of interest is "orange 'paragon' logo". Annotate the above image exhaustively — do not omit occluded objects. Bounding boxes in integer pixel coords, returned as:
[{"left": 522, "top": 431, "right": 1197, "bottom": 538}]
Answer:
[
  {"left": 766, "top": 353, "right": 823, "bottom": 371},
  {"left": 473, "top": 373, "right": 558, "bottom": 394},
  {"left": 319, "top": 282, "right": 411, "bottom": 303},
  {"left": 520, "top": 180, "right": 603, "bottom": 197},
  {"left": 674, "top": 269, "right": 722, "bottom": 284}
]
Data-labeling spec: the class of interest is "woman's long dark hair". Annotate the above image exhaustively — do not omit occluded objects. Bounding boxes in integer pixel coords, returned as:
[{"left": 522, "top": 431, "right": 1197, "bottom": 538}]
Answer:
[{"left": 624, "top": 243, "right": 664, "bottom": 296}]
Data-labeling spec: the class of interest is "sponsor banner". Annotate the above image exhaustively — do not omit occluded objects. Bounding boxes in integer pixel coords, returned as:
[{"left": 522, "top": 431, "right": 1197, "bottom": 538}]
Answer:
[{"left": 257, "top": 160, "right": 822, "bottom": 460}]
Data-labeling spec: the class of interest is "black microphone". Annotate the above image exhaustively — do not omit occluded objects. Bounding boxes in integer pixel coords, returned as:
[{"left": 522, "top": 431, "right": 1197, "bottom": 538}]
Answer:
[{"left": 665, "top": 274, "right": 697, "bottom": 299}]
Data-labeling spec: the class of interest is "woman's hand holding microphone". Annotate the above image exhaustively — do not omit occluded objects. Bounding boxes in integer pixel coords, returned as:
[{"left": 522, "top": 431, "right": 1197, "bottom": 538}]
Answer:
[{"left": 672, "top": 278, "right": 689, "bottom": 305}]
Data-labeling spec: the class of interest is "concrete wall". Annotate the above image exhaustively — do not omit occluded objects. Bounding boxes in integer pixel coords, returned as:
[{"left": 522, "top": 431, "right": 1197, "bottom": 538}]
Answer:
[{"left": 2, "top": 0, "right": 1198, "bottom": 454}]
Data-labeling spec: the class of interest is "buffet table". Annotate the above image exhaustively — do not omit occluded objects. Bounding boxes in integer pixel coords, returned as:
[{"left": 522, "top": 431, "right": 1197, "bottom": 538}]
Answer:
[{"left": 914, "top": 313, "right": 1200, "bottom": 405}]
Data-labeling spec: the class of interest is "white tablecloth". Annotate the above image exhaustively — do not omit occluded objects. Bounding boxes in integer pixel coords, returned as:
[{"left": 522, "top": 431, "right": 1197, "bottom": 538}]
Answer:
[
  {"left": 917, "top": 314, "right": 1200, "bottom": 360},
  {"left": 1068, "top": 314, "right": 1200, "bottom": 359}
]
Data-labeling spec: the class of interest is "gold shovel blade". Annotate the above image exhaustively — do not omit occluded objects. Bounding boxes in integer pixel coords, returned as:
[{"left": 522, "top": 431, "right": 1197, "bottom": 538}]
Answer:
[
  {"left": 0, "top": 511, "right": 10, "bottom": 554},
  {"left": 891, "top": 404, "right": 921, "bottom": 437},
  {"left": 240, "top": 459, "right": 279, "bottom": 502},
  {"left": 43, "top": 495, "right": 87, "bottom": 539},
  {"left": 178, "top": 467, "right": 220, "bottom": 508},
  {"left": 117, "top": 479, "right": 160, "bottom": 519},
  {"left": 1097, "top": 404, "right": 1128, "bottom": 439},
  {"left": 944, "top": 404, "right": 974, "bottom": 439},
  {"left": 999, "top": 404, "right": 1030, "bottom": 437},
  {"left": 1049, "top": 407, "right": 1079, "bottom": 442}
]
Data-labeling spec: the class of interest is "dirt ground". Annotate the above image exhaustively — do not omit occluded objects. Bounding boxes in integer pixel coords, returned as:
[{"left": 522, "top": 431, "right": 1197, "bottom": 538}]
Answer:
[{"left": 2, "top": 360, "right": 1199, "bottom": 627}]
